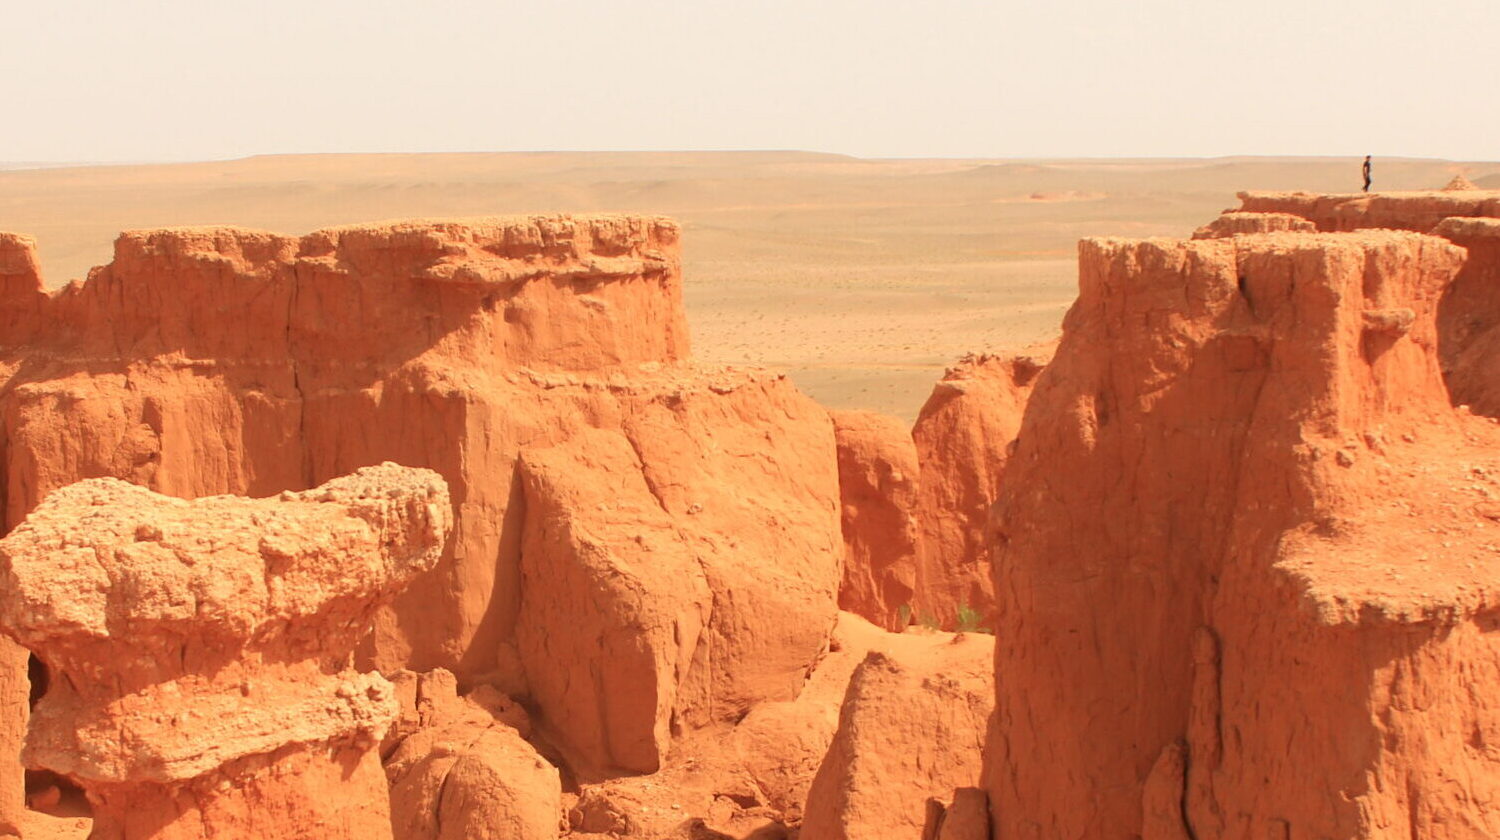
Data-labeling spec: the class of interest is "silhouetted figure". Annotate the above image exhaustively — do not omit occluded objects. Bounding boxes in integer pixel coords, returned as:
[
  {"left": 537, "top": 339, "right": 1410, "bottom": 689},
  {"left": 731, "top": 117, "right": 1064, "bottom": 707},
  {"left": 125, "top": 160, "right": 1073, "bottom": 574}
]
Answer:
[{"left": 1363, "top": 155, "right": 1373, "bottom": 193}]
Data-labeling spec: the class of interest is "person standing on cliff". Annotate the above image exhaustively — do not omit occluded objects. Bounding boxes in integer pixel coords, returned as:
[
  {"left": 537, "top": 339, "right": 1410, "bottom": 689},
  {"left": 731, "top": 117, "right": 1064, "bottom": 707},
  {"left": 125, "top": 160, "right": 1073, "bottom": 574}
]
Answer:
[{"left": 1363, "top": 155, "right": 1373, "bottom": 192}]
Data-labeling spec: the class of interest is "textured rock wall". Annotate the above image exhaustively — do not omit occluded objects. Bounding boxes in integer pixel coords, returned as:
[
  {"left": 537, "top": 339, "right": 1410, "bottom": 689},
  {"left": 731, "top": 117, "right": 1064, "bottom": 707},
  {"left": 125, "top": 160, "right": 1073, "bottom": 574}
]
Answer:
[
  {"left": 0, "top": 464, "right": 451, "bottom": 839},
  {"left": 910, "top": 354, "right": 1042, "bottom": 629},
  {"left": 830, "top": 410, "right": 921, "bottom": 631},
  {"left": 1237, "top": 190, "right": 1500, "bottom": 233},
  {"left": 987, "top": 231, "right": 1500, "bottom": 838},
  {"left": 0, "top": 217, "right": 842, "bottom": 816},
  {"left": 801, "top": 630, "right": 993, "bottom": 840}
]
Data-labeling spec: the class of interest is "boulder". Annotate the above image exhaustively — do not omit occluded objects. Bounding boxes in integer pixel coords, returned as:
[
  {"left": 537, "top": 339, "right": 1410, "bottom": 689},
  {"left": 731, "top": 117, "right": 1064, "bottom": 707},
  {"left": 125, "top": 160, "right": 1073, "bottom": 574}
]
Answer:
[
  {"left": 516, "top": 428, "right": 711, "bottom": 776},
  {"left": 0, "top": 464, "right": 451, "bottom": 839},
  {"left": 384, "top": 670, "right": 560, "bottom": 840},
  {"left": 800, "top": 630, "right": 993, "bottom": 840}
]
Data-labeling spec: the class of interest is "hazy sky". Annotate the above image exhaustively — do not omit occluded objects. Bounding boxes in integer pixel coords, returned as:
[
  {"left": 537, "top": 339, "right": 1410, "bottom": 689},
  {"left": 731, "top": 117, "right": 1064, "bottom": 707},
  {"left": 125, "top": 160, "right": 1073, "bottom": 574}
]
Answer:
[{"left": 5, "top": 0, "right": 1497, "bottom": 162}]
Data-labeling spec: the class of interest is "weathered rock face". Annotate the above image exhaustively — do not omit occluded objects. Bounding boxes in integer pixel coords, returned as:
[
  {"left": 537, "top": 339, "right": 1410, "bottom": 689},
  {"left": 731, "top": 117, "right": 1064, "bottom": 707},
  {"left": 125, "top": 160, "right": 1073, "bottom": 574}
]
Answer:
[
  {"left": 1191, "top": 211, "right": 1316, "bottom": 240},
  {"left": 1226, "top": 192, "right": 1500, "bottom": 428},
  {"left": 0, "top": 218, "right": 843, "bottom": 803},
  {"left": 988, "top": 230, "right": 1500, "bottom": 838},
  {"left": 0, "top": 217, "right": 688, "bottom": 678},
  {"left": 830, "top": 411, "right": 920, "bottom": 631},
  {"left": 516, "top": 427, "right": 712, "bottom": 777},
  {"left": 800, "top": 629, "right": 993, "bottom": 840},
  {"left": 1434, "top": 217, "right": 1500, "bottom": 417},
  {"left": 560, "top": 612, "right": 931, "bottom": 840},
  {"left": 0, "top": 464, "right": 451, "bottom": 839},
  {"left": 1237, "top": 189, "right": 1500, "bottom": 233},
  {"left": 383, "top": 669, "right": 560, "bottom": 840},
  {"left": 910, "top": 353, "right": 1043, "bottom": 629},
  {"left": 517, "top": 415, "right": 839, "bottom": 778}
]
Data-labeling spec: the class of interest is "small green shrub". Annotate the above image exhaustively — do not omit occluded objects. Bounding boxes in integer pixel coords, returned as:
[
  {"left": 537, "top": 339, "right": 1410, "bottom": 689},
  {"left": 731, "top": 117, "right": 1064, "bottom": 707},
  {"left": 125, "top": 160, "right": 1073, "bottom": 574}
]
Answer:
[{"left": 955, "top": 602, "right": 993, "bottom": 635}]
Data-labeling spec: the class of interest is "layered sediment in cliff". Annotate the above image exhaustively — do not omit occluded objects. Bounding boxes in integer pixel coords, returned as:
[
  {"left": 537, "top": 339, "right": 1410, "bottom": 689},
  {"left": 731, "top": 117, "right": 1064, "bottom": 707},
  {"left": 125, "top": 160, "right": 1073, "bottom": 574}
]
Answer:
[
  {"left": 1237, "top": 190, "right": 1500, "bottom": 233},
  {"left": 987, "top": 229, "right": 1500, "bottom": 838},
  {"left": 1191, "top": 211, "right": 1315, "bottom": 240},
  {"left": 1229, "top": 191, "right": 1500, "bottom": 429}
]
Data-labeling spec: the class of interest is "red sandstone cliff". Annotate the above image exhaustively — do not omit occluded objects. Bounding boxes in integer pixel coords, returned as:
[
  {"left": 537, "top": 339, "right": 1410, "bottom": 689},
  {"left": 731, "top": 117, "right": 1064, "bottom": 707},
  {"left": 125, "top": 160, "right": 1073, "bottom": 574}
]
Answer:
[
  {"left": 1227, "top": 190, "right": 1500, "bottom": 429},
  {"left": 987, "top": 230, "right": 1500, "bottom": 838},
  {"left": 0, "top": 216, "right": 844, "bottom": 830},
  {"left": 1237, "top": 190, "right": 1500, "bottom": 233}
]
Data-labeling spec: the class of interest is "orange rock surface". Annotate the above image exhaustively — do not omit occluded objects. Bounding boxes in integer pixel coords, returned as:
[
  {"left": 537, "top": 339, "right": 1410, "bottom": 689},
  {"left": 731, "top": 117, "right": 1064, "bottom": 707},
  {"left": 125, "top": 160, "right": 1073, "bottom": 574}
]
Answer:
[
  {"left": 1229, "top": 192, "right": 1500, "bottom": 427},
  {"left": 12, "top": 197, "right": 1500, "bottom": 839},
  {"left": 0, "top": 217, "right": 691, "bottom": 683},
  {"left": 516, "top": 427, "right": 709, "bottom": 777},
  {"left": 383, "top": 669, "right": 560, "bottom": 840},
  {"left": 910, "top": 353, "right": 1044, "bottom": 629},
  {"left": 988, "top": 229, "right": 1500, "bottom": 838},
  {"left": 1191, "top": 211, "right": 1316, "bottom": 239},
  {"left": 0, "top": 217, "right": 844, "bottom": 821},
  {"left": 1435, "top": 217, "right": 1500, "bottom": 417},
  {"left": 0, "top": 464, "right": 450, "bottom": 839},
  {"left": 800, "top": 629, "right": 993, "bottom": 840},
  {"left": 0, "top": 214, "right": 850, "bottom": 835},
  {"left": 560, "top": 612, "right": 895, "bottom": 839},
  {"left": 1237, "top": 189, "right": 1500, "bottom": 233},
  {"left": 830, "top": 410, "right": 920, "bottom": 630}
]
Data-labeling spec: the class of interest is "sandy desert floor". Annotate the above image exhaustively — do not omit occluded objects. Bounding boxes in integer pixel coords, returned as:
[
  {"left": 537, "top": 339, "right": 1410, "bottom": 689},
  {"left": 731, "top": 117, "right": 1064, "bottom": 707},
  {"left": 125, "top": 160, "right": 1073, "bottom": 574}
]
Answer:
[{"left": 4, "top": 152, "right": 1497, "bottom": 419}]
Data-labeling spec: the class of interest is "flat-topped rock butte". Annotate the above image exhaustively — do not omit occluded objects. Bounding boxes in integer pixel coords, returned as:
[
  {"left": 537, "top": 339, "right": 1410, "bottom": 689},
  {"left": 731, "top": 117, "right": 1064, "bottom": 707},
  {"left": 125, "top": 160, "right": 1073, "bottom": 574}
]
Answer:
[{"left": 0, "top": 186, "right": 1498, "bottom": 838}]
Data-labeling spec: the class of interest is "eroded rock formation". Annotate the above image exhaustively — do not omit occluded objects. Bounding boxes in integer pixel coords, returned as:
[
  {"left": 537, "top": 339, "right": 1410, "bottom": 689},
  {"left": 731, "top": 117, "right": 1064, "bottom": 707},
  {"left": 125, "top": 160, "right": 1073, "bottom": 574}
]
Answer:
[
  {"left": 0, "top": 217, "right": 692, "bottom": 683},
  {"left": 382, "top": 669, "right": 560, "bottom": 840},
  {"left": 1229, "top": 190, "right": 1500, "bottom": 429},
  {"left": 988, "top": 229, "right": 1500, "bottom": 838},
  {"left": 830, "top": 410, "right": 920, "bottom": 631},
  {"left": 0, "top": 464, "right": 451, "bottom": 839},
  {"left": 515, "top": 427, "right": 710, "bottom": 777},
  {"left": 1435, "top": 217, "right": 1500, "bottom": 417},
  {"left": 0, "top": 217, "right": 843, "bottom": 818},
  {"left": 12, "top": 194, "right": 1500, "bottom": 840},
  {"left": 1191, "top": 211, "right": 1316, "bottom": 239},
  {"left": 910, "top": 353, "right": 1044, "bottom": 629},
  {"left": 801, "top": 629, "right": 993, "bottom": 840},
  {"left": 1237, "top": 189, "right": 1500, "bottom": 233}
]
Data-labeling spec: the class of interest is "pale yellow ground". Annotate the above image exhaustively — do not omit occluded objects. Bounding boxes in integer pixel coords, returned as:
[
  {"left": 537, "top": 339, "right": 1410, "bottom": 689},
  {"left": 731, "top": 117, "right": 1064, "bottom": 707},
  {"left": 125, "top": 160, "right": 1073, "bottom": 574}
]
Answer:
[{"left": 3, "top": 153, "right": 1496, "bottom": 421}]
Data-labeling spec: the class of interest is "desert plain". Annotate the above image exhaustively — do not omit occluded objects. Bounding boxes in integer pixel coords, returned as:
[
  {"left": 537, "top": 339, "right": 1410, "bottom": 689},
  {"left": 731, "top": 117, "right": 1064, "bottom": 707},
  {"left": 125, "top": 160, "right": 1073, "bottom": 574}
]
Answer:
[{"left": 8, "top": 151, "right": 1497, "bottom": 418}]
